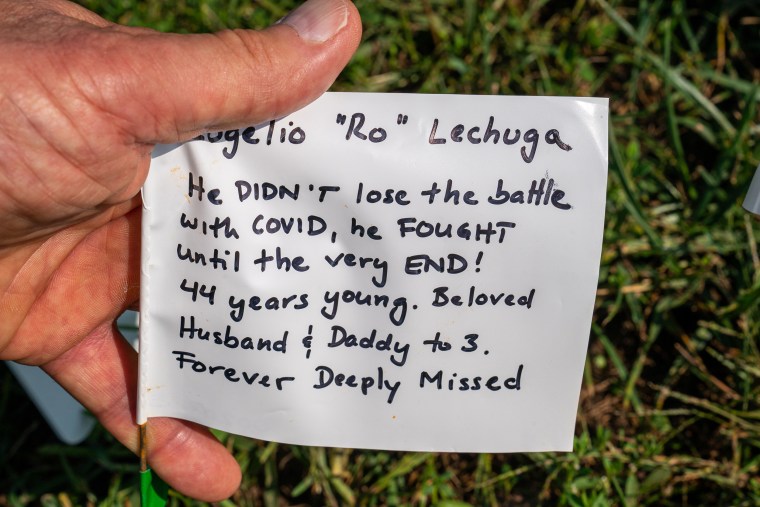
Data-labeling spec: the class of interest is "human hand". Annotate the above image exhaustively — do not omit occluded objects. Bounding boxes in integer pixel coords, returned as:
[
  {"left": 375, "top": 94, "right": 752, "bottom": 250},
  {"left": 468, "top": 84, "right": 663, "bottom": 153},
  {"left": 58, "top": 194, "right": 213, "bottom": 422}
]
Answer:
[{"left": 0, "top": 0, "right": 361, "bottom": 500}]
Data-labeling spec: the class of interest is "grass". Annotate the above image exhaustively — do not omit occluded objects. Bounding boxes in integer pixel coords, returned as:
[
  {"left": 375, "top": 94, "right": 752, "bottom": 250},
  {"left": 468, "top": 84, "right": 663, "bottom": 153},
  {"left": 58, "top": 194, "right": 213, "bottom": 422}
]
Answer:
[{"left": 2, "top": 0, "right": 759, "bottom": 505}]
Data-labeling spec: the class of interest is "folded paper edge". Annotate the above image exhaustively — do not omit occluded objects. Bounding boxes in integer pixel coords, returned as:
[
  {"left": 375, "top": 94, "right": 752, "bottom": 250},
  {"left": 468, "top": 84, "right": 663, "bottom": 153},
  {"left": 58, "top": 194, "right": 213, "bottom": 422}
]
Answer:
[{"left": 137, "top": 185, "right": 152, "bottom": 425}]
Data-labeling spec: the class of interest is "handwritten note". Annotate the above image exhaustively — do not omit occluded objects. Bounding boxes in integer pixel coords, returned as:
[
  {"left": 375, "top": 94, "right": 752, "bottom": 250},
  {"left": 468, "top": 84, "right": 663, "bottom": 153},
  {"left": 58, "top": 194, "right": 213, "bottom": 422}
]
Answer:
[{"left": 138, "top": 93, "right": 608, "bottom": 452}]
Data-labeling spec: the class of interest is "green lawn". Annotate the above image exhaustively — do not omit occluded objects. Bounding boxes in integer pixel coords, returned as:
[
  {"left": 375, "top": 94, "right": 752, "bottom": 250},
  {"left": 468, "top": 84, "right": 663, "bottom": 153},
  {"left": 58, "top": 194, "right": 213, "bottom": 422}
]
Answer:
[{"left": 1, "top": 1, "right": 759, "bottom": 505}]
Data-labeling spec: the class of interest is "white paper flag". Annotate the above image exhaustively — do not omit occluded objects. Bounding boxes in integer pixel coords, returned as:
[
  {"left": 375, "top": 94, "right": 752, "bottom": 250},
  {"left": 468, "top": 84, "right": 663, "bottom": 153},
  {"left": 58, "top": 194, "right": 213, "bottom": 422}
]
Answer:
[{"left": 139, "top": 93, "right": 608, "bottom": 452}]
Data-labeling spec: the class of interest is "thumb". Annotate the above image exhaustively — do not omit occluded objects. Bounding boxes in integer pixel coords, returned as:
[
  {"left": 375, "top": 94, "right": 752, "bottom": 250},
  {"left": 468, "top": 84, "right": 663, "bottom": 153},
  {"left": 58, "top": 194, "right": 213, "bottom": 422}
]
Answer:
[{"left": 93, "top": 0, "right": 362, "bottom": 143}]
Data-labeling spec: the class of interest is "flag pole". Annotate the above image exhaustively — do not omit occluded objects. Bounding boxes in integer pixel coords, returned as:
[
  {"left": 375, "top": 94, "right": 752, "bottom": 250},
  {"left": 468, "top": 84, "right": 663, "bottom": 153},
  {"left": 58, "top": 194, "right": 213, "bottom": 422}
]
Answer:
[{"left": 140, "top": 422, "right": 169, "bottom": 506}]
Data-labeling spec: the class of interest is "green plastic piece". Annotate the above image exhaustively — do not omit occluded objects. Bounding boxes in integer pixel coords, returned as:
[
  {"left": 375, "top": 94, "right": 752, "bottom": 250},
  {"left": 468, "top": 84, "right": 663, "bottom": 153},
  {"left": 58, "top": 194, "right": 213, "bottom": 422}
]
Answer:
[{"left": 140, "top": 468, "right": 169, "bottom": 507}]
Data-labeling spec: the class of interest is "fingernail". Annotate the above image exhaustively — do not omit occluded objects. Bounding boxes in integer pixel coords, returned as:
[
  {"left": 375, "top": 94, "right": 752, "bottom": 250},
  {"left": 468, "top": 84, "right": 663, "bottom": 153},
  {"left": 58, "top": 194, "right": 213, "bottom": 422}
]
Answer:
[{"left": 280, "top": 0, "right": 348, "bottom": 43}]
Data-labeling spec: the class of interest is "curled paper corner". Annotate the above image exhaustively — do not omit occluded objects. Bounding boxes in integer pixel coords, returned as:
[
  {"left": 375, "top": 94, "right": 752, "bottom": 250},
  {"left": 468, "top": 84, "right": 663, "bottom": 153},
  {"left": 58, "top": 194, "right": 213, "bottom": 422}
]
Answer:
[
  {"left": 151, "top": 143, "right": 183, "bottom": 159},
  {"left": 743, "top": 164, "right": 760, "bottom": 215}
]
